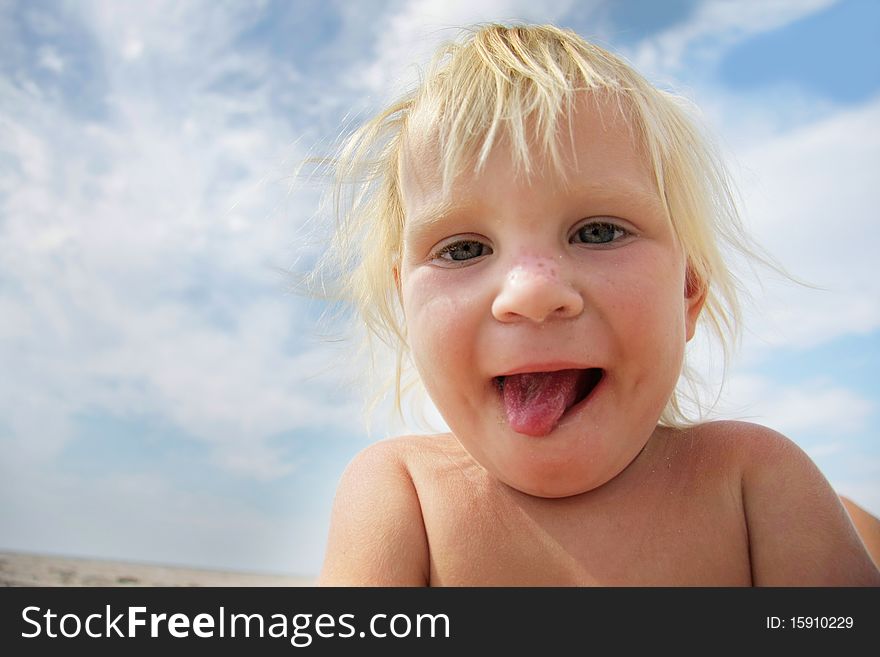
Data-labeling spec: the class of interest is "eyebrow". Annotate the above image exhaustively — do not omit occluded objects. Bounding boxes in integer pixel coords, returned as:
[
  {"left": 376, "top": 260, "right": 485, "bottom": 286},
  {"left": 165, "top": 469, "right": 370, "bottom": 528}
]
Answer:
[
  {"left": 402, "top": 173, "right": 667, "bottom": 252},
  {"left": 571, "top": 179, "right": 663, "bottom": 208},
  {"left": 402, "top": 197, "right": 489, "bottom": 247},
  {"left": 408, "top": 180, "right": 660, "bottom": 221},
  {"left": 405, "top": 199, "right": 462, "bottom": 229}
]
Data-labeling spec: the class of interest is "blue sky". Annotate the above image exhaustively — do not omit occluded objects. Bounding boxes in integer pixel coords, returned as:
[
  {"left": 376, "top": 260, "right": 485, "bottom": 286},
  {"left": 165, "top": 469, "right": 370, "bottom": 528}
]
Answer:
[{"left": 1, "top": 0, "right": 878, "bottom": 578}]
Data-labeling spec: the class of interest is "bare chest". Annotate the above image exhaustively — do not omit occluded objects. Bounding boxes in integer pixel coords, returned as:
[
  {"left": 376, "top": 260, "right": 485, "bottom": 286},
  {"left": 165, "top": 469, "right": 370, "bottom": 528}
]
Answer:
[{"left": 417, "top": 467, "right": 752, "bottom": 586}]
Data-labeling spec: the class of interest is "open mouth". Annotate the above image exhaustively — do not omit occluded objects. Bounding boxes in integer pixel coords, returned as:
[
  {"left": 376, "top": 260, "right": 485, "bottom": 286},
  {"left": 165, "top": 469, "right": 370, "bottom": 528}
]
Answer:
[{"left": 494, "top": 368, "right": 604, "bottom": 436}]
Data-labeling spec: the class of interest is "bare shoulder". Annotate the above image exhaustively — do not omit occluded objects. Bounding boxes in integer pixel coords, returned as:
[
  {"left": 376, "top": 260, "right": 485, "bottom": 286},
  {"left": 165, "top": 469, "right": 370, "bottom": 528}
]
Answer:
[
  {"left": 672, "top": 419, "right": 793, "bottom": 456},
  {"left": 337, "top": 433, "right": 463, "bottom": 482},
  {"left": 668, "top": 420, "right": 831, "bottom": 482},
  {"left": 334, "top": 434, "right": 427, "bottom": 478},
  {"left": 839, "top": 496, "right": 880, "bottom": 568},
  {"left": 649, "top": 420, "right": 785, "bottom": 483},
  {"left": 317, "top": 436, "right": 434, "bottom": 586},
  {"left": 694, "top": 420, "right": 880, "bottom": 585}
]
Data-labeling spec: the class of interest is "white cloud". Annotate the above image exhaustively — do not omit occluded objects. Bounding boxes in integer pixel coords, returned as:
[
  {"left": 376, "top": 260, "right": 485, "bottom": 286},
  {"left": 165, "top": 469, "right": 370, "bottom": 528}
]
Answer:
[
  {"left": 628, "top": 0, "right": 836, "bottom": 80},
  {"left": 0, "top": 1, "right": 364, "bottom": 482},
  {"left": 707, "top": 373, "right": 874, "bottom": 438},
  {"left": 732, "top": 98, "right": 880, "bottom": 352},
  {"left": 37, "top": 47, "right": 65, "bottom": 74},
  {"left": 122, "top": 38, "right": 144, "bottom": 61},
  {"left": 350, "top": 0, "right": 582, "bottom": 98},
  {"left": 78, "top": 0, "right": 260, "bottom": 66}
]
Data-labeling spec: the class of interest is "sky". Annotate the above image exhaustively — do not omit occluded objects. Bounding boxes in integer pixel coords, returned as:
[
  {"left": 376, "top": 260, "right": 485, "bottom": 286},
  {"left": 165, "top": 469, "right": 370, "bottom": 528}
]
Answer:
[{"left": 1, "top": 0, "right": 878, "bottom": 579}]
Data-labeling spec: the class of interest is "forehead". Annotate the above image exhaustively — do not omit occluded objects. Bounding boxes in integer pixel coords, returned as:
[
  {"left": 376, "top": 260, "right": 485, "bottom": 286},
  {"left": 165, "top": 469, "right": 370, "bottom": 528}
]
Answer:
[
  {"left": 397, "top": 116, "right": 442, "bottom": 207},
  {"left": 398, "top": 95, "right": 659, "bottom": 225}
]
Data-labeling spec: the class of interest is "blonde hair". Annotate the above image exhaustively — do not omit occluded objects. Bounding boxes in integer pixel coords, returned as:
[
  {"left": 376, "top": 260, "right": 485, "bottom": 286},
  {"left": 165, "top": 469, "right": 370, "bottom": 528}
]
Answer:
[{"left": 311, "top": 23, "right": 762, "bottom": 427}]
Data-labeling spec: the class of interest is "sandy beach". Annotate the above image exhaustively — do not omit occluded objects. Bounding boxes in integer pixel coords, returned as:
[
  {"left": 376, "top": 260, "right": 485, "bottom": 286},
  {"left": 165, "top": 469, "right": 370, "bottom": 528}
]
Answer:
[{"left": 0, "top": 551, "right": 314, "bottom": 587}]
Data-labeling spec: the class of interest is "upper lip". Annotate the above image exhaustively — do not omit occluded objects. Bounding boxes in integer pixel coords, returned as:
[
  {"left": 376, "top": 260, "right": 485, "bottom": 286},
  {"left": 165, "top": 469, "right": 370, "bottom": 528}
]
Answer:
[{"left": 494, "top": 362, "right": 597, "bottom": 377}]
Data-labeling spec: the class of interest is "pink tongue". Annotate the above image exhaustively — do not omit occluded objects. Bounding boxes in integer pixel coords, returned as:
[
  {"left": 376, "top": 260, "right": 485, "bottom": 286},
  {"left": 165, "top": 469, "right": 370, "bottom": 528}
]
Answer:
[{"left": 501, "top": 369, "right": 581, "bottom": 437}]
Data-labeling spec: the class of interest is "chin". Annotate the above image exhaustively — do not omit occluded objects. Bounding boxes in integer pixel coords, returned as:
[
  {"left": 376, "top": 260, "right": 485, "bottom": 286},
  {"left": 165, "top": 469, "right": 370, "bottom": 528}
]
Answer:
[{"left": 497, "top": 462, "right": 614, "bottom": 499}]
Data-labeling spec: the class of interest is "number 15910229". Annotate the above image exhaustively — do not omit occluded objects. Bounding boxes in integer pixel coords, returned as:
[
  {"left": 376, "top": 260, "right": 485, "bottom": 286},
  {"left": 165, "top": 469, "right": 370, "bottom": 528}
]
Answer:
[{"left": 766, "top": 616, "right": 853, "bottom": 629}]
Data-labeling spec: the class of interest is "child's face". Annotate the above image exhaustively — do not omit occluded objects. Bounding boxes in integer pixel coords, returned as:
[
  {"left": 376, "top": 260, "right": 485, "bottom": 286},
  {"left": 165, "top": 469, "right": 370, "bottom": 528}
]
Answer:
[{"left": 398, "top": 98, "right": 705, "bottom": 498}]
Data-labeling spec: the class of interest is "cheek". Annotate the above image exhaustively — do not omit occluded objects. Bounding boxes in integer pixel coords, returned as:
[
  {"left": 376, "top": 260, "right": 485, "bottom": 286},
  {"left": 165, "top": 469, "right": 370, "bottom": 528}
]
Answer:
[
  {"left": 402, "top": 271, "right": 480, "bottom": 370},
  {"left": 408, "top": 294, "right": 457, "bottom": 349},
  {"left": 606, "top": 253, "right": 688, "bottom": 351}
]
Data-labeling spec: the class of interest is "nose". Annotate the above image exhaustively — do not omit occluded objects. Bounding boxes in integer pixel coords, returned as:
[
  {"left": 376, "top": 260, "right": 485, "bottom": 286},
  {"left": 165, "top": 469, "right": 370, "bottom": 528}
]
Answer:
[{"left": 491, "top": 256, "right": 584, "bottom": 323}]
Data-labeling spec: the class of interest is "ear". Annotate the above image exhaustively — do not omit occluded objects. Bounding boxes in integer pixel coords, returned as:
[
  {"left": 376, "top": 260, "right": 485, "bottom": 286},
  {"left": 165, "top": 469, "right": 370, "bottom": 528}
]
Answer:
[
  {"left": 684, "top": 266, "right": 707, "bottom": 342},
  {"left": 393, "top": 263, "right": 405, "bottom": 312}
]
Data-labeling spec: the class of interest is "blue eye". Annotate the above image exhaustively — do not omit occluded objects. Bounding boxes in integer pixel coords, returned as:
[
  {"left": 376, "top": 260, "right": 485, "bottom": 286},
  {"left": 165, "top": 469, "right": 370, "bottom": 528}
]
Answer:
[
  {"left": 435, "top": 240, "right": 492, "bottom": 262},
  {"left": 572, "top": 221, "right": 626, "bottom": 245}
]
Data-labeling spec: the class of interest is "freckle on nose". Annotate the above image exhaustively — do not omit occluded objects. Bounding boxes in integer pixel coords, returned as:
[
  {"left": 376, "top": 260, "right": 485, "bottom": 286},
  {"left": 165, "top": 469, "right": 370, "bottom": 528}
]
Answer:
[{"left": 518, "top": 254, "right": 559, "bottom": 276}]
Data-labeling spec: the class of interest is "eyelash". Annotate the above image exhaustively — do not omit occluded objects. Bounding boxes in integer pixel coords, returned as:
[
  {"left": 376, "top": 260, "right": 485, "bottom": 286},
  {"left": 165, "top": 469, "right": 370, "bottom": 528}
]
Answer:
[
  {"left": 430, "top": 219, "right": 629, "bottom": 264},
  {"left": 570, "top": 220, "right": 629, "bottom": 245},
  {"left": 433, "top": 240, "right": 493, "bottom": 263}
]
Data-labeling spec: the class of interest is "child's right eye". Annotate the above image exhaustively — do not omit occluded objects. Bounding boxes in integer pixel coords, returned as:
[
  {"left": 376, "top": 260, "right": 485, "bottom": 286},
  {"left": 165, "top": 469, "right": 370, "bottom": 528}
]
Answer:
[{"left": 433, "top": 240, "right": 493, "bottom": 264}]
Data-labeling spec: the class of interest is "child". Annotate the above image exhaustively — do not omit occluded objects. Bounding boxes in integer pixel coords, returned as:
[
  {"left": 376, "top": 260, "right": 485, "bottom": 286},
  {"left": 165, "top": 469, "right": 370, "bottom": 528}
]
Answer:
[{"left": 314, "top": 24, "right": 880, "bottom": 585}]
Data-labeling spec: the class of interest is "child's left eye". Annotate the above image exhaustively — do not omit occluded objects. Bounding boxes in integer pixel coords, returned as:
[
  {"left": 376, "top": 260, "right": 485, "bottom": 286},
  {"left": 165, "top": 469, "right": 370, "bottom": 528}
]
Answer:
[{"left": 571, "top": 221, "right": 627, "bottom": 245}]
